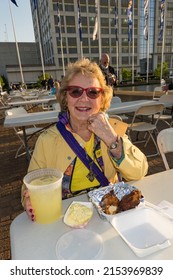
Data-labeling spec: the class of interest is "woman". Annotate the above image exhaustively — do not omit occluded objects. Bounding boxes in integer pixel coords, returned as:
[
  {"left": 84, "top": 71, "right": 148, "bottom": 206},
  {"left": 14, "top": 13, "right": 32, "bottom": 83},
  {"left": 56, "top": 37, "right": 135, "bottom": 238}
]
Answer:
[{"left": 22, "top": 58, "right": 148, "bottom": 221}]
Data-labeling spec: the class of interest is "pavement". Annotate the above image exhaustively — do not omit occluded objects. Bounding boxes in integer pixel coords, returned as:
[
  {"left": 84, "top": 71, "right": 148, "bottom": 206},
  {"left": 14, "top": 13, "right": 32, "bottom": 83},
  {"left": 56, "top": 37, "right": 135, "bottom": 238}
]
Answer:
[{"left": 0, "top": 92, "right": 172, "bottom": 260}]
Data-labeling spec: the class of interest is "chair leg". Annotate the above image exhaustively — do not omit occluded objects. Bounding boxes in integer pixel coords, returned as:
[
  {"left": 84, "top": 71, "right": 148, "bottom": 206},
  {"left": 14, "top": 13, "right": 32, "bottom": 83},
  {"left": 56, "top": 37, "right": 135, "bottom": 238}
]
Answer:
[
  {"left": 144, "top": 132, "right": 160, "bottom": 157},
  {"left": 15, "top": 144, "right": 25, "bottom": 158}
]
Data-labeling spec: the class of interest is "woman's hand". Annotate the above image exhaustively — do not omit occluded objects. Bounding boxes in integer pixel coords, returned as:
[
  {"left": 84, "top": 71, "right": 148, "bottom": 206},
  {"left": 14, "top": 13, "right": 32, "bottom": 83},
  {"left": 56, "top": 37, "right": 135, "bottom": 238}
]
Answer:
[
  {"left": 87, "top": 112, "right": 123, "bottom": 159},
  {"left": 23, "top": 190, "right": 35, "bottom": 222},
  {"left": 87, "top": 112, "right": 116, "bottom": 143}
]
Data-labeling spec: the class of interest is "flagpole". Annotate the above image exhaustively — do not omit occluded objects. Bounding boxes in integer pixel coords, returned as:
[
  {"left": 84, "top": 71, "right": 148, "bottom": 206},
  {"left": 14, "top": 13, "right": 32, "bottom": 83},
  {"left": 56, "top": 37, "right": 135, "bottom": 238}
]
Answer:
[
  {"left": 160, "top": 1, "right": 166, "bottom": 82},
  {"left": 35, "top": 8, "right": 45, "bottom": 80},
  {"left": 146, "top": 0, "right": 150, "bottom": 84},
  {"left": 132, "top": 1, "right": 134, "bottom": 85},
  {"left": 77, "top": 0, "right": 83, "bottom": 59},
  {"left": 8, "top": 0, "right": 24, "bottom": 84},
  {"left": 115, "top": 0, "right": 119, "bottom": 81},
  {"left": 57, "top": 2, "right": 65, "bottom": 77},
  {"left": 146, "top": 31, "right": 150, "bottom": 84},
  {"left": 60, "top": 39, "right": 65, "bottom": 77},
  {"left": 97, "top": 0, "right": 101, "bottom": 60}
]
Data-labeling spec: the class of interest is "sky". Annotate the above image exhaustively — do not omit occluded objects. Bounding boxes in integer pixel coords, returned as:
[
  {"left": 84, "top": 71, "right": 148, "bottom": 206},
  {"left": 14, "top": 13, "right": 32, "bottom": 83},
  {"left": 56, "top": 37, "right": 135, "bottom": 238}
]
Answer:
[{"left": 0, "top": 0, "right": 35, "bottom": 42}]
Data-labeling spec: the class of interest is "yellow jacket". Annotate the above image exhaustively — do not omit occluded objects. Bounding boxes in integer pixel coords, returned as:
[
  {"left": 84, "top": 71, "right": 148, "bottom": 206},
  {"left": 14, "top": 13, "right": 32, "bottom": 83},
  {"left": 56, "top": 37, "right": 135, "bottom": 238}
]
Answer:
[
  {"left": 21, "top": 119, "right": 148, "bottom": 204},
  {"left": 28, "top": 122, "right": 148, "bottom": 183}
]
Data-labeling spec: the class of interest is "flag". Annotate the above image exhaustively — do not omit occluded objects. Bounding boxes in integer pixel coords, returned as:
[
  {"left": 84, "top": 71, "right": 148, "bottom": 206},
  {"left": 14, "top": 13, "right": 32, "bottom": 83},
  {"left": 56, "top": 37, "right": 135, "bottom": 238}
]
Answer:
[
  {"left": 57, "top": 1, "right": 61, "bottom": 41},
  {"left": 77, "top": 0, "right": 82, "bottom": 42},
  {"left": 93, "top": 0, "right": 98, "bottom": 40},
  {"left": 127, "top": 0, "right": 133, "bottom": 42},
  {"left": 144, "top": 0, "right": 149, "bottom": 40},
  {"left": 10, "top": 0, "right": 18, "bottom": 7},
  {"left": 114, "top": 1, "right": 118, "bottom": 41},
  {"left": 159, "top": 0, "right": 165, "bottom": 41},
  {"left": 33, "top": 0, "right": 37, "bottom": 10}
]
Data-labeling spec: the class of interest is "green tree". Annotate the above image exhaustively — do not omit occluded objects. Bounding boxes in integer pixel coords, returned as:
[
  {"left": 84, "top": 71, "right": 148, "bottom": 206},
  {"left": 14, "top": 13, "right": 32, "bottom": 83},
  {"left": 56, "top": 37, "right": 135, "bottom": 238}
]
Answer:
[
  {"left": 37, "top": 72, "right": 50, "bottom": 88},
  {"left": 0, "top": 76, "right": 5, "bottom": 90},
  {"left": 154, "top": 62, "right": 169, "bottom": 79},
  {"left": 121, "top": 68, "right": 132, "bottom": 81}
]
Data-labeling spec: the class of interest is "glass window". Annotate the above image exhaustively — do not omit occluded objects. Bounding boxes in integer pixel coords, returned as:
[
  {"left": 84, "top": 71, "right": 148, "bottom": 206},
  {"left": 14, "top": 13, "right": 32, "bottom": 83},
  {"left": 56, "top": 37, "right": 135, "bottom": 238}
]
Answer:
[
  {"left": 69, "top": 48, "right": 77, "bottom": 54},
  {"left": 102, "top": 28, "right": 109, "bottom": 34},
  {"left": 122, "top": 57, "right": 129, "bottom": 65},
  {"left": 101, "top": 38, "right": 109, "bottom": 46},
  {"left": 83, "top": 48, "right": 89, "bottom": 54},
  {"left": 67, "top": 37, "right": 77, "bottom": 46},
  {"left": 67, "top": 27, "right": 76, "bottom": 33},
  {"left": 101, "top": 17, "right": 109, "bottom": 27},
  {"left": 82, "top": 38, "right": 89, "bottom": 46},
  {"left": 64, "top": 4, "right": 74, "bottom": 12},
  {"left": 66, "top": 16, "right": 75, "bottom": 25}
]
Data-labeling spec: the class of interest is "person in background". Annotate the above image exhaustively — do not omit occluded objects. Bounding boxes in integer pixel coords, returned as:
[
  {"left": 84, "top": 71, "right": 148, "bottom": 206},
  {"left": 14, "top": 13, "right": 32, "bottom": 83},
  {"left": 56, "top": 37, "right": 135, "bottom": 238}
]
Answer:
[
  {"left": 41, "top": 79, "right": 47, "bottom": 90},
  {"left": 47, "top": 75, "right": 54, "bottom": 90},
  {"left": 0, "top": 82, "right": 2, "bottom": 94},
  {"left": 22, "top": 58, "right": 148, "bottom": 221},
  {"left": 50, "top": 79, "right": 60, "bottom": 95},
  {"left": 168, "top": 80, "right": 173, "bottom": 90},
  {"left": 99, "top": 53, "right": 117, "bottom": 88},
  {"left": 161, "top": 78, "right": 168, "bottom": 93}
]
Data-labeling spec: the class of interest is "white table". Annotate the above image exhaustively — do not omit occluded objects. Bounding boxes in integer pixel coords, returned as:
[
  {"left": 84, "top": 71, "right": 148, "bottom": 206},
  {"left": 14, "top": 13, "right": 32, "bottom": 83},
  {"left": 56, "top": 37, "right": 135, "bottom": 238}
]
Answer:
[
  {"left": 10, "top": 169, "right": 173, "bottom": 260},
  {"left": 4, "top": 110, "right": 59, "bottom": 127},
  {"left": 4, "top": 110, "right": 60, "bottom": 160},
  {"left": 8, "top": 96, "right": 56, "bottom": 107},
  {"left": 2, "top": 99, "right": 164, "bottom": 161},
  {"left": 3, "top": 100, "right": 158, "bottom": 128},
  {"left": 108, "top": 99, "right": 159, "bottom": 115}
]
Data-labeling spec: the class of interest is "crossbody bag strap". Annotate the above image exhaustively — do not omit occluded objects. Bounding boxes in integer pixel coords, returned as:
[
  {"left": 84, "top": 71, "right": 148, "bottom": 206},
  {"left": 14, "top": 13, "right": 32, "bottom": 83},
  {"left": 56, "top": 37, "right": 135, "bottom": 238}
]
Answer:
[{"left": 56, "top": 121, "right": 109, "bottom": 187}]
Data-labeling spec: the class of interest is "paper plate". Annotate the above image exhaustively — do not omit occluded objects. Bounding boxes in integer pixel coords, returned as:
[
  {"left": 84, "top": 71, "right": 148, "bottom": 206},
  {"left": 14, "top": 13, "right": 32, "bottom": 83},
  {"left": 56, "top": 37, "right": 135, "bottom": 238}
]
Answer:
[
  {"left": 63, "top": 201, "right": 93, "bottom": 228},
  {"left": 55, "top": 229, "right": 103, "bottom": 260}
]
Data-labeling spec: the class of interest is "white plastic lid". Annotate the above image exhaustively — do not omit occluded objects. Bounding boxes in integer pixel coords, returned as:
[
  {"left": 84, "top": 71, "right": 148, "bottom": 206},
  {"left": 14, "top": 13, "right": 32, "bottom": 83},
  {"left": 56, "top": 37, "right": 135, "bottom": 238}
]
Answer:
[{"left": 55, "top": 229, "right": 103, "bottom": 260}]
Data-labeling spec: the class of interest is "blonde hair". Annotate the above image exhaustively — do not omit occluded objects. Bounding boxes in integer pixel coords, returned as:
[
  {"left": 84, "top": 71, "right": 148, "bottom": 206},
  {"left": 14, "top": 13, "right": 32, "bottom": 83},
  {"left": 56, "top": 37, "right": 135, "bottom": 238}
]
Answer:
[{"left": 58, "top": 58, "right": 113, "bottom": 112}]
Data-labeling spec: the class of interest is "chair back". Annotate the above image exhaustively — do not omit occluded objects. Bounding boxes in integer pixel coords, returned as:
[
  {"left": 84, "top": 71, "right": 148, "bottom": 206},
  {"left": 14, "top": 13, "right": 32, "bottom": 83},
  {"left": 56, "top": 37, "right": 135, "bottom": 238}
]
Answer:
[
  {"left": 157, "top": 128, "right": 173, "bottom": 170},
  {"left": 0, "top": 92, "right": 9, "bottom": 106},
  {"left": 153, "top": 86, "right": 163, "bottom": 99},
  {"left": 135, "top": 103, "right": 164, "bottom": 117},
  {"left": 167, "top": 90, "right": 173, "bottom": 95},
  {"left": 111, "top": 96, "right": 121, "bottom": 104},
  {"left": 52, "top": 103, "right": 60, "bottom": 111},
  {"left": 159, "top": 94, "right": 173, "bottom": 104}
]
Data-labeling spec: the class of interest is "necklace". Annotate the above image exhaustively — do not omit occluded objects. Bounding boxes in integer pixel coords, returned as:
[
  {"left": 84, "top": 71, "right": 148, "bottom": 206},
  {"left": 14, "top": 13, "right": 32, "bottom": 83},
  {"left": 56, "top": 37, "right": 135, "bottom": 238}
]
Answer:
[
  {"left": 85, "top": 136, "right": 101, "bottom": 182},
  {"left": 86, "top": 155, "right": 96, "bottom": 182}
]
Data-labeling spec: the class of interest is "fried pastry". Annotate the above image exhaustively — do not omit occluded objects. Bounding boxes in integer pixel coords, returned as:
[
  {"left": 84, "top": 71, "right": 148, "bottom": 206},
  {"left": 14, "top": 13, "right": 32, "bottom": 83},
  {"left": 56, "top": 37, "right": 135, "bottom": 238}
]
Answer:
[
  {"left": 100, "top": 190, "right": 119, "bottom": 214},
  {"left": 117, "top": 190, "right": 143, "bottom": 212},
  {"left": 99, "top": 189, "right": 143, "bottom": 215}
]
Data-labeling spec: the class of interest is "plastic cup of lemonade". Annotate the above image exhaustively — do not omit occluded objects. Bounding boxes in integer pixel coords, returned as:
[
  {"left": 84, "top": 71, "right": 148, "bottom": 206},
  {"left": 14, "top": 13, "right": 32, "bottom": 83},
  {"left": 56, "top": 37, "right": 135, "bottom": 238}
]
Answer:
[{"left": 23, "top": 168, "right": 63, "bottom": 224}]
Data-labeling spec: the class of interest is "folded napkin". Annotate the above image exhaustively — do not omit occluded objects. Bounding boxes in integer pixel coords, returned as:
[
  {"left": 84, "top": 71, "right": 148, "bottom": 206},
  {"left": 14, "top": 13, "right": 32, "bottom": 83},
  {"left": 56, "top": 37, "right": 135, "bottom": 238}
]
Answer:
[{"left": 157, "top": 200, "right": 173, "bottom": 220}]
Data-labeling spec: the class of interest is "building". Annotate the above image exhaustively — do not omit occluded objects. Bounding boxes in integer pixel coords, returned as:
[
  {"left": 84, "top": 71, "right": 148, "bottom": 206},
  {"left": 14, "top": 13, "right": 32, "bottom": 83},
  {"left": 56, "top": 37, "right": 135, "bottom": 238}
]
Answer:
[
  {"left": 1, "top": 0, "right": 173, "bottom": 85},
  {"left": 30, "top": 0, "right": 173, "bottom": 81},
  {"left": 0, "top": 42, "right": 41, "bottom": 85}
]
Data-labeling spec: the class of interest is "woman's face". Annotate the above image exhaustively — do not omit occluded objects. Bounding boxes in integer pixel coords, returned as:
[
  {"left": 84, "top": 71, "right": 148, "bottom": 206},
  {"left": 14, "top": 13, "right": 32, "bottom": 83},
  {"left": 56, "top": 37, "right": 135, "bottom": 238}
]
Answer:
[{"left": 67, "top": 73, "right": 102, "bottom": 124}]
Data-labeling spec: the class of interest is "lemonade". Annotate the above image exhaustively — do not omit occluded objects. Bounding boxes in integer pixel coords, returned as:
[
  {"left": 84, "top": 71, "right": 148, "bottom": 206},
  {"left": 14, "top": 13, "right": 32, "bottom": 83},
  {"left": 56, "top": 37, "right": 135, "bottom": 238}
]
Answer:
[
  {"left": 23, "top": 169, "right": 63, "bottom": 224},
  {"left": 30, "top": 175, "right": 58, "bottom": 186}
]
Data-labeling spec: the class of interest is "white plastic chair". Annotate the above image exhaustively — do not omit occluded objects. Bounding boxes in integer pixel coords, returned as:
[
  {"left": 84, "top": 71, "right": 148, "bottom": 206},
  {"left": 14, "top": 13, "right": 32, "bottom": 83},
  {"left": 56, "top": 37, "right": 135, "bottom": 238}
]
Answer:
[
  {"left": 109, "top": 96, "right": 128, "bottom": 121},
  {"left": 153, "top": 86, "right": 163, "bottom": 100},
  {"left": 5, "top": 107, "right": 44, "bottom": 158},
  {"left": 149, "top": 94, "right": 173, "bottom": 127},
  {"left": 128, "top": 103, "right": 164, "bottom": 157},
  {"left": 157, "top": 128, "right": 173, "bottom": 170},
  {"left": 0, "top": 92, "right": 10, "bottom": 106},
  {"left": 46, "top": 99, "right": 60, "bottom": 111},
  {"left": 167, "top": 90, "right": 173, "bottom": 95}
]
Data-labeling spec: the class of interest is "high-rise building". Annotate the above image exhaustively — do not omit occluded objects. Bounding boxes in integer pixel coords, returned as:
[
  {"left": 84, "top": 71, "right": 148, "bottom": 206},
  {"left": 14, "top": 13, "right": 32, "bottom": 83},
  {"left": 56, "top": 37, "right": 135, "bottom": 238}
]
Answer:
[{"left": 30, "top": 0, "right": 173, "bottom": 81}]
